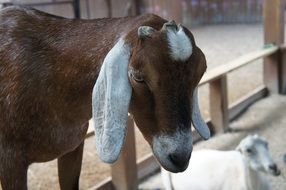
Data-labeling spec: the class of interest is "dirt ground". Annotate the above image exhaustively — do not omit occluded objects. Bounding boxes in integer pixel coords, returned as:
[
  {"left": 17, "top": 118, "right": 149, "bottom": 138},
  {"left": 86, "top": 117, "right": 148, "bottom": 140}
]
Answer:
[{"left": 3, "top": 24, "right": 272, "bottom": 190}]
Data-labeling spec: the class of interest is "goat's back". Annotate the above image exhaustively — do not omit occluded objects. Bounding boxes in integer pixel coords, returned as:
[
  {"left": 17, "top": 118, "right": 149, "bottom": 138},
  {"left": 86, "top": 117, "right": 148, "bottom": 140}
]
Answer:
[{"left": 162, "top": 150, "right": 246, "bottom": 190}]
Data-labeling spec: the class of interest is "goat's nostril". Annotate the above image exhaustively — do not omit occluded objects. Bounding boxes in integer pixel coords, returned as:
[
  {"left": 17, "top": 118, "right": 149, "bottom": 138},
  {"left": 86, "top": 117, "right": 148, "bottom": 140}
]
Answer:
[
  {"left": 269, "top": 164, "right": 281, "bottom": 176},
  {"left": 269, "top": 164, "right": 277, "bottom": 171},
  {"left": 169, "top": 152, "right": 191, "bottom": 169},
  {"left": 169, "top": 154, "right": 180, "bottom": 165}
]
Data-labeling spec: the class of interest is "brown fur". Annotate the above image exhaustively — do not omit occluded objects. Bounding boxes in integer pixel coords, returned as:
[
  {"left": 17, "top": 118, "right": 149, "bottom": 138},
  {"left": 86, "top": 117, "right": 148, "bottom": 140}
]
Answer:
[
  {"left": 0, "top": 6, "right": 206, "bottom": 189},
  {"left": 128, "top": 26, "right": 206, "bottom": 142}
]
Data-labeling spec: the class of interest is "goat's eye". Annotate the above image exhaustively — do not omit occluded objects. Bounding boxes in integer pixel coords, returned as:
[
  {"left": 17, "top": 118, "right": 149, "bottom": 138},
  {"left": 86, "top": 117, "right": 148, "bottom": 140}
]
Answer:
[
  {"left": 129, "top": 70, "right": 145, "bottom": 83},
  {"left": 246, "top": 148, "right": 252, "bottom": 153},
  {"left": 132, "top": 75, "right": 144, "bottom": 83}
]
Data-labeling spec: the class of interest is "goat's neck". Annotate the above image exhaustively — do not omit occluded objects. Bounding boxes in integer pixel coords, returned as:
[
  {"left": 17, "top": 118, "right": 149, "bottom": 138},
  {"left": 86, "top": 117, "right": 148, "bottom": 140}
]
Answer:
[
  {"left": 39, "top": 18, "right": 134, "bottom": 124},
  {"left": 49, "top": 16, "right": 145, "bottom": 123}
]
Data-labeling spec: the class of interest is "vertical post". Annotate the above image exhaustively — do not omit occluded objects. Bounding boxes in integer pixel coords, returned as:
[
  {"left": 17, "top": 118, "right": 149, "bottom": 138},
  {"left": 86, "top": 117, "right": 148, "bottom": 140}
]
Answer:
[
  {"left": 124, "top": 0, "right": 140, "bottom": 16},
  {"left": 111, "top": 116, "right": 138, "bottom": 190},
  {"left": 73, "top": 0, "right": 80, "bottom": 18},
  {"left": 281, "top": 50, "right": 286, "bottom": 94},
  {"left": 263, "top": 0, "right": 285, "bottom": 93},
  {"left": 134, "top": 0, "right": 141, "bottom": 15},
  {"left": 168, "top": 0, "right": 182, "bottom": 23},
  {"left": 106, "top": 0, "right": 112, "bottom": 17},
  {"left": 209, "top": 75, "right": 229, "bottom": 133}
]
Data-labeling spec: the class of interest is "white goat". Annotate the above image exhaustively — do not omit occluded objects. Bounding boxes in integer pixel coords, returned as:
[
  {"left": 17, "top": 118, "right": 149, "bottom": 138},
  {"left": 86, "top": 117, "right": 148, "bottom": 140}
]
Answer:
[{"left": 161, "top": 135, "right": 280, "bottom": 190}]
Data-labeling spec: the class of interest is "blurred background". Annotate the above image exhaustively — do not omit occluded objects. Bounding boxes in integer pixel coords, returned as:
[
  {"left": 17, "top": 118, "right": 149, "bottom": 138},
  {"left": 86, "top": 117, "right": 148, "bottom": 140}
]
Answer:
[
  {"left": 0, "top": 1, "right": 285, "bottom": 190},
  {"left": 0, "top": 0, "right": 263, "bottom": 26}
]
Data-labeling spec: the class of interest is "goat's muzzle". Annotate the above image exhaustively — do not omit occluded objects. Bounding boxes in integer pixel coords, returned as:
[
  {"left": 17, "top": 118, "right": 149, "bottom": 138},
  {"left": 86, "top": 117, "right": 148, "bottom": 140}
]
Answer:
[
  {"left": 168, "top": 151, "right": 191, "bottom": 171},
  {"left": 152, "top": 129, "right": 193, "bottom": 172},
  {"left": 269, "top": 163, "right": 281, "bottom": 176}
]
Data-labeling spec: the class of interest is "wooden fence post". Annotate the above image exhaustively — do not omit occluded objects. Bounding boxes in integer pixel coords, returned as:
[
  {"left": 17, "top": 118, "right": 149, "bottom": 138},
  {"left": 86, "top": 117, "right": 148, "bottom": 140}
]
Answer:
[
  {"left": 168, "top": 0, "right": 182, "bottom": 23},
  {"left": 263, "top": 0, "right": 285, "bottom": 93},
  {"left": 127, "top": 0, "right": 140, "bottom": 16},
  {"left": 281, "top": 50, "right": 286, "bottom": 94},
  {"left": 73, "top": 0, "right": 80, "bottom": 18},
  {"left": 111, "top": 116, "right": 138, "bottom": 190},
  {"left": 209, "top": 75, "right": 229, "bottom": 133},
  {"left": 106, "top": 0, "right": 112, "bottom": 18}
]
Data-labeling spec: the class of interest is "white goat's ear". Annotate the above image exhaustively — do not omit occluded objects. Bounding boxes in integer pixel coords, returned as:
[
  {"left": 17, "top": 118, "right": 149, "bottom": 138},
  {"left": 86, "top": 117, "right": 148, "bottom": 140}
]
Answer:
[
  {"left": 191, "top": 88, "right": 211, "bottom": 140},
  {"left": 92, "top": 38, "right": 132, "bottom": 163},
  {"left": 138, "top": 26, "right": 156, "bottom": 38}
]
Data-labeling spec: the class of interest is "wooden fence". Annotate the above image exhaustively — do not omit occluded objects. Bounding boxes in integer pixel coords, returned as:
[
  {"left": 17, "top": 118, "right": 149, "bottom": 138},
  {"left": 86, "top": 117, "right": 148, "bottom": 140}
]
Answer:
[
  {"left": 137, "top": 0, "right": 263, "bottom": 26},
  {"left": 87, "top": 0, "right": 286, "bottom": 189}
]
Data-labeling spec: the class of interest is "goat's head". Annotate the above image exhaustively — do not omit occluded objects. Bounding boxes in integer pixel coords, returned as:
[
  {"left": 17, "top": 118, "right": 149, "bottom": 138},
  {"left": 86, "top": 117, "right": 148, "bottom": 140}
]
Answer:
[
  {"left": 237, "top": 134, "right": 280, "bottom": 176},
  {"left": 92, "top": 20, "right": 210, "bottom": 172}
]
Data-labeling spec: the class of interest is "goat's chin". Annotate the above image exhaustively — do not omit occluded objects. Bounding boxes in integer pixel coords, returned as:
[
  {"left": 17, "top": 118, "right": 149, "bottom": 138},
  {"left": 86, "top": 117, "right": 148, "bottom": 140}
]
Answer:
[
  {"left": 269, "top": 168, "right": 281, "bottom": 176},
  {"left": 261, "top": 166, "right": 281, "bottom": 176}
]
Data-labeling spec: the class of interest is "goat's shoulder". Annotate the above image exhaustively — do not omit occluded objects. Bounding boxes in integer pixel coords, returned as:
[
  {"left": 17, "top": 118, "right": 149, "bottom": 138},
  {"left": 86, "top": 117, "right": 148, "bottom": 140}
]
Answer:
[
  {"left": 0, "top": 6, "right": 66, "bottom": 35},
  {"left": 0, "top": 5, "right": 31, "bottom": 17},
  {"left": 0, "top": 6, "right": 30, "bottom": 33}
]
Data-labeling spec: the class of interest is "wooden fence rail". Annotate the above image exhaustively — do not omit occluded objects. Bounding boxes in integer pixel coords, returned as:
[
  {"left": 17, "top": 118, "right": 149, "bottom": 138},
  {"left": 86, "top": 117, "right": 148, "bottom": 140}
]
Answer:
[
  {"left": 199, "top": 47, "right": 279, "bottom": 85},
  {"left": 202, "top": 46, "right": 278, "bottom": 134}
]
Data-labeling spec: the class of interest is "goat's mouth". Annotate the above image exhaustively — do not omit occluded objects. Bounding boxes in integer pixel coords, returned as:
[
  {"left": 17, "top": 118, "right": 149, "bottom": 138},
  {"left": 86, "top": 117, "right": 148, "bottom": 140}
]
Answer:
[
  {"left": 154, "top": 152, "right": 190, "bottom": 173},
  {"left": 267, "top": 164, "right": 281, "bottom": 176},
  {"left": 269, "top": 168, "right": 281, "bottom": 176}
]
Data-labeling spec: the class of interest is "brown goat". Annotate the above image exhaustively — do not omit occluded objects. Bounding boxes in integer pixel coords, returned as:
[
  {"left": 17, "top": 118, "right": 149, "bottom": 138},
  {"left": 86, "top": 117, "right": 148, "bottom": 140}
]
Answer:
[{"left": 0, "top": 6, "right": 210, "bottom": 190}]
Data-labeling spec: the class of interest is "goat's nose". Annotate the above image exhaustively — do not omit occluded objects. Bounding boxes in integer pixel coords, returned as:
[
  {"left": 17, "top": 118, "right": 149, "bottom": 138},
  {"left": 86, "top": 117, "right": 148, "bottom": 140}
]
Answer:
[
  {"left": 169, "top": 152, "right": 191, "bottom": 170},
  {"left": 269, "top": 164, "right": 277, "bottom": 171},
  {"left": 269, "top": 164, "right": 280, "bottom": 176}
]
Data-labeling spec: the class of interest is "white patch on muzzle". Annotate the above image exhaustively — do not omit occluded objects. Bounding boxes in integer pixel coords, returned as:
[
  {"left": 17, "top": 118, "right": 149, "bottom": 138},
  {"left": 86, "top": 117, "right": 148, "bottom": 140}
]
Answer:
[{"left": 167, "top": 26, "right": 193, "bottom": 62}]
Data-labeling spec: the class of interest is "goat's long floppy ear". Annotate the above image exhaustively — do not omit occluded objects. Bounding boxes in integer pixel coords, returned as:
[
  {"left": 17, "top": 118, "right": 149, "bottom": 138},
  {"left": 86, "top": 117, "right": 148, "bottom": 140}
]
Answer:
[
  {"left": 92, "top": 38, "right": 131, "bottom": 163},
  {"left": 191, "top": 88, "right": 211, "bottom": 140}
]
